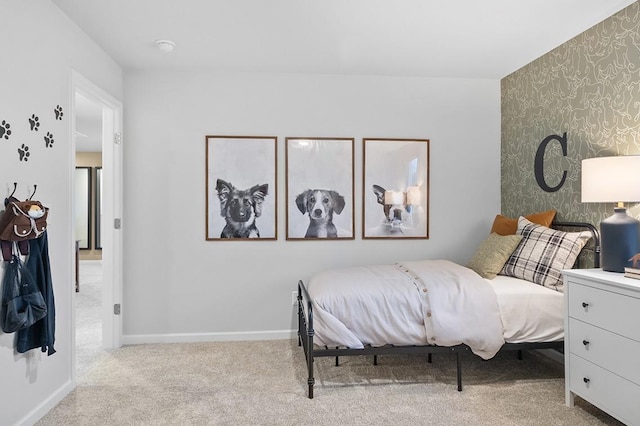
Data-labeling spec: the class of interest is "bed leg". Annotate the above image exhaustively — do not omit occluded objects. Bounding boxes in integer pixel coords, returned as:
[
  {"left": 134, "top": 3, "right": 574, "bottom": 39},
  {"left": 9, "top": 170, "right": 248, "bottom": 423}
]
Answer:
[
  {"left": 517, "top": 349, "right": 523, "bottom": 360},
  {"left": 373, "top": 355, "right": 378, "bottom": 365},
  {"left": 335, "top": 356, "right": 339, "bottom": 366},
  {"left": 456, "top": 351, "right": 462, "bottom": 391},
  {"left": 306, "top": 328, "right": 315, "bottom": 398},
  {"left": 308, "top": 375, "right": 315, "bottom": 399},
  {"left": 307, "top": 346, "right": 315, "bottom": 399},
  {"left": 308, "top": 378, "right": 314, "bottom": 399},
  {"left": 427, "top": 353, "right": 432, "bottom": 363}
]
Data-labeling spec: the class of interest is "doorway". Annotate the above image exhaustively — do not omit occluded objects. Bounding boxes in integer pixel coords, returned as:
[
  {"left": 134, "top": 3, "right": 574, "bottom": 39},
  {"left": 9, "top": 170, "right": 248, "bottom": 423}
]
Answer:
[
  {"left": 71, "top": 71, "right": 123, "bottom": 381},
  {"left": 74, "top": 91, "right": 104, "bottom": 377}
]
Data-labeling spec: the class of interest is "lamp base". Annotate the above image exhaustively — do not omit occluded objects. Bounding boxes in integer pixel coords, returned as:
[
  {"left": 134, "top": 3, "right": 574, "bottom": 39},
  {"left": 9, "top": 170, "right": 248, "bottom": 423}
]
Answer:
[{"left": 600, "top": 207, "right": 640, "bottom": 273}]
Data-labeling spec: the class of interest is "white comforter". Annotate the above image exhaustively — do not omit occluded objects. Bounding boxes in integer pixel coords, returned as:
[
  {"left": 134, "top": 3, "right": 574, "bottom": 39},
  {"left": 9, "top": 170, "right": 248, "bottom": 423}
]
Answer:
[{"left": 307, "top": 259, "right": 505, "bottom": 359}]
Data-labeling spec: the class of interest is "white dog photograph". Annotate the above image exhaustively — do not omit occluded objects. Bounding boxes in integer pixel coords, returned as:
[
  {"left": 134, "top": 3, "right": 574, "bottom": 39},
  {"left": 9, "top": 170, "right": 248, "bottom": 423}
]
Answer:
[{"left": 363, "top": 138, "right": 429, "bottom": 239}]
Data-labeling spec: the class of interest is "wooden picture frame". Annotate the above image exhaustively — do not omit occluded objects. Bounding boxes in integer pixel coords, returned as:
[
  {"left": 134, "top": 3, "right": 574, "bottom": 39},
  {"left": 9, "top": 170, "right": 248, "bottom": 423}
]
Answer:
[
  {"left": 363, "top": 138, "right": 429, "bottom": 239},
  {"left": 286, "top": 137, "right": 355, "bottom": 240},
  {"left": 205, "top": 135, "right": 277, "bottom": 240}
]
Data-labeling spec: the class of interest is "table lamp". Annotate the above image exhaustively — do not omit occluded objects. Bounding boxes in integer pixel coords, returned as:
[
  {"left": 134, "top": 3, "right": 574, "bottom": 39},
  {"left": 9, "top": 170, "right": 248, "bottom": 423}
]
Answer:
[{"left": 581, "top": 156, "right": 640, "bottom": 272}]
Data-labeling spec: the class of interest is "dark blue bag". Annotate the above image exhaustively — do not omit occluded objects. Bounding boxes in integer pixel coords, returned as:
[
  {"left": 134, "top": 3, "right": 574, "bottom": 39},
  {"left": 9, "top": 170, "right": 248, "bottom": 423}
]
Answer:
[{"left": 1, "top": 254, "right": 47, "bottom": 333}]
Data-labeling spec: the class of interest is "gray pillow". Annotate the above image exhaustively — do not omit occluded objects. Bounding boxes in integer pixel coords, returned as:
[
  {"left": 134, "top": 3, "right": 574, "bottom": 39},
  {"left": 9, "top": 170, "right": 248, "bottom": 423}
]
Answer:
[{"left": 467, "top": 232, "right": 523, "bottom": 279}]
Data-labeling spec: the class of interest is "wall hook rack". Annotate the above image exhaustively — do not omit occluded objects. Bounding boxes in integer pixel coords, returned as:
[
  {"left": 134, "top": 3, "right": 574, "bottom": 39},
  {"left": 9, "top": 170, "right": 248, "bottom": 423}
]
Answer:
[
  {"left": 28, "top": 184, "right": 37, "bottom": 200},
  {"left": 9, "top": 182, "right": 17, "bottom": 199}
]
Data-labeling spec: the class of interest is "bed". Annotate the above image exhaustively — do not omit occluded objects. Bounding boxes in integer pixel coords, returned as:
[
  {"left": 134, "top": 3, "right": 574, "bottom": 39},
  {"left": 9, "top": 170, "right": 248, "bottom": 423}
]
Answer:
[{"left": 296, "top": 219, "right": 600, "bottom": 398}]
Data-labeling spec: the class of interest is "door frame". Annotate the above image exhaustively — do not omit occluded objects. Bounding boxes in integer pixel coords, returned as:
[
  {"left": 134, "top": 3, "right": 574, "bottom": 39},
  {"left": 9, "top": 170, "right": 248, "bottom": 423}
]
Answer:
[{"left": 71, "top": 71, "right": 123, "bottom": 361}]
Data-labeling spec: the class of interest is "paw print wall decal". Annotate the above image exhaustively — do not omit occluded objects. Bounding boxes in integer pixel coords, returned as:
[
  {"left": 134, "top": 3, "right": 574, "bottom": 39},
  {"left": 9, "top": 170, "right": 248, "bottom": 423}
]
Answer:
[
  {"left": 44, "top": 132, "right": 54, "bottom": 148},
  {"left": 18, "top": 144, "right": 30, "bottom": 162},
  {"left": 0, "top": 120, "right": 11, "bottom": 140},
  {"left": 28, "top": 114, "right": 40, "bottom": 131},
  {"left": 54, "top": 105, "right": 64, "bottom": 121}
]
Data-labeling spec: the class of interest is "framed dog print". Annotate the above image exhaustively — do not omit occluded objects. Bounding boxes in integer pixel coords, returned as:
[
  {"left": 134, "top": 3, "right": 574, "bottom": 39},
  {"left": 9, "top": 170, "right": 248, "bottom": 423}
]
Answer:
[
  {"left": 286, "top": 137, "right": 355, "bottom": 240},
  {"left": 363, "top": 138, "right": 429, "bottom": 239},
  {"left": 206, "top": 135, "right": 277, "bottom": 240}
]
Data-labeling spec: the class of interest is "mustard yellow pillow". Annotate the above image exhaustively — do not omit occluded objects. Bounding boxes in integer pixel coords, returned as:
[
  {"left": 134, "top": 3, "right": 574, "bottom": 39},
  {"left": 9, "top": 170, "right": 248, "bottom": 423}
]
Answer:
[
  {"left": 467, "top": 233, "right": 523, "bottom": 279},
  {"left": 490, "top": 210, "right": 556, "bottom": 236}
]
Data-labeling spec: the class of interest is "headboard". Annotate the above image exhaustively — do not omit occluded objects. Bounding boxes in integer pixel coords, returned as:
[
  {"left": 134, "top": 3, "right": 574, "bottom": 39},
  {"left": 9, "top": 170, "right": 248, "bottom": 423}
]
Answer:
[{"left": 552, "top": 221, "right": 601, "bottom": 269}]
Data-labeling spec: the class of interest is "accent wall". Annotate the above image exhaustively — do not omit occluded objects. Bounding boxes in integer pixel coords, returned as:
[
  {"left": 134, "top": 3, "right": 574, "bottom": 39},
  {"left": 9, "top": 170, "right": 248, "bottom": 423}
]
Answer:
[{"left": 501, "top": 2, "right": 640, "bottom": 225}]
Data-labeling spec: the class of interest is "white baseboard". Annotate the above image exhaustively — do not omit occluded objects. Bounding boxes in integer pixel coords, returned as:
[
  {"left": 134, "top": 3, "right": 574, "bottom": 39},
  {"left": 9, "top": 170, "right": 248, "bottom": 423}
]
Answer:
[
  {"left": 122, "top": 329, "right": 297, "bottom": 345},
  {"left": 18, "top": 379, "right": 74, "bottom": 426}
]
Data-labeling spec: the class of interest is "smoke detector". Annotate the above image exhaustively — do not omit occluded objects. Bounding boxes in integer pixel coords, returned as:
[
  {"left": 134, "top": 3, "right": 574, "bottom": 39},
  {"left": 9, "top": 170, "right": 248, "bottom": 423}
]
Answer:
[{"left": 155, "top": 40, "right": 176, "bottom": 53}]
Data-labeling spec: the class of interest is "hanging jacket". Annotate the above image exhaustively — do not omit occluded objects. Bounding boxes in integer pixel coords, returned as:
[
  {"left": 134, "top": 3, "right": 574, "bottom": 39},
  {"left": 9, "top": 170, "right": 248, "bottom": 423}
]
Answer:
[{"left": 16, "top": 231, "right": 55, "bottom": 355}]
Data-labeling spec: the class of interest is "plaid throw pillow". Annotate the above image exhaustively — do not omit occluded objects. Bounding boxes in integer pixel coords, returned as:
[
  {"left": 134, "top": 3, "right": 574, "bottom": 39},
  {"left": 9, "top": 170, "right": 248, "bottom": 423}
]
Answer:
[{"left": 500, "top": 217, "right": 592, "bottom": 291}]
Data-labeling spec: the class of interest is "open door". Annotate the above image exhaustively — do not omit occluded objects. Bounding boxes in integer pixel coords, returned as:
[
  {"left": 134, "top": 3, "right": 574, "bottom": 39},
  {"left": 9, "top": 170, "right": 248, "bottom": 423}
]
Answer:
[{"left": 71, "top": 71, "right": 123, "bottom": 364}]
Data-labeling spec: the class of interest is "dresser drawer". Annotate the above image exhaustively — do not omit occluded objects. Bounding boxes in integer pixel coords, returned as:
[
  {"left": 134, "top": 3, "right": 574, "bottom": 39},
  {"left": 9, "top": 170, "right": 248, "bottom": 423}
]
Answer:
[
  {"left": 569, "top": 318, "right": 640, "bottom": 386},
  {"left": 568, "top": 281, "right": 640, "bottom": 341},
  {"left": 569, "top": 354, "right": 640, "bottom": 425}
]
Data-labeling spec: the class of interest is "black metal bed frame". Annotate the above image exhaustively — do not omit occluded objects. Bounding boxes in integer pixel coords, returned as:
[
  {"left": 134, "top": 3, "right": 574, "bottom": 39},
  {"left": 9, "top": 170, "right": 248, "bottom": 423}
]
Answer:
[{"left": 297, "top": 221, "right": 600, "bottom": 399}]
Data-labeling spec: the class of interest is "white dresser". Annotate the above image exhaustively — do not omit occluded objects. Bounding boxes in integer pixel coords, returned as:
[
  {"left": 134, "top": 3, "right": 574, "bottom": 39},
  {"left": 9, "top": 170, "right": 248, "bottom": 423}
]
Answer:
[{"left": 563, "top": 269, "right": 640, "bottom": 425}]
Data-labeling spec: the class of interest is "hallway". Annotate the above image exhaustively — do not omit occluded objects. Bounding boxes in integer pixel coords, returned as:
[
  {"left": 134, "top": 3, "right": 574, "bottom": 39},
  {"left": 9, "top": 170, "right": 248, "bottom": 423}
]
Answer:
[{"left": 76, "top": 260, "right": 109, "bottom": 378}]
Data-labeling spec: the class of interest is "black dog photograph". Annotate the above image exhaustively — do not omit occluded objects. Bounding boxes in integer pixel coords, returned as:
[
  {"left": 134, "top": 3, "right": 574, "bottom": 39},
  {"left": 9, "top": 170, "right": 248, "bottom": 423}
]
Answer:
[
  {"left": 216, "top": 179, "right": 268, "bottom": 238},
  {"left": 206, "top": 135, "right": 277, "bottom": 240}
]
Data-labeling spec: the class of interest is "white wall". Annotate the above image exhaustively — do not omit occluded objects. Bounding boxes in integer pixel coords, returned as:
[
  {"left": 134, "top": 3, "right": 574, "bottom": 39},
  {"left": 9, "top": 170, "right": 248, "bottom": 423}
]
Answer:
[
  {"left": 0, "top": 1, "right": 122, "bottom": 425},
  {"left": 0, "top": 3, "right": 500, "bottom": 422},
  {"left": 122, "top": 71, "right": 501, "bottom": 341}
]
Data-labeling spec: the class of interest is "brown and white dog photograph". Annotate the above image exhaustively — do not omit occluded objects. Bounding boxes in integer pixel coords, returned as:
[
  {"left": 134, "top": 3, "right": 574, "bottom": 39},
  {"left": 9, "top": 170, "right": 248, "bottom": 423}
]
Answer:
[
  {"left": 295, "top": 189, "right": 345, "bottom": 238},
  {"left": 216, "top": 179, "right": 268, "bottom": 238},
  {"left": 285, "top": 137, "right": 355, "bottom": 240}
]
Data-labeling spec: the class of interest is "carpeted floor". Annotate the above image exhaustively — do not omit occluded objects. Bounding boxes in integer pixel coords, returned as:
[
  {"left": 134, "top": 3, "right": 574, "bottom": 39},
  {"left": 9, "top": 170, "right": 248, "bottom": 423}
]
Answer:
[
  {"left": 37, "top": 339, "right": 623, "bottom": 425},
  {"left": 75, "top": 260, "right": 109, "bottom": 379}
]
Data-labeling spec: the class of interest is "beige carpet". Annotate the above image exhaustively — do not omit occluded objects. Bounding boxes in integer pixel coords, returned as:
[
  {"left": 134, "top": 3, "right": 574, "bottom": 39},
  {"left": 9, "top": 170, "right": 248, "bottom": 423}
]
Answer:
[
  {"left": 37, "top": 339, "right": 622, "bottom": 425},
  {"left": 76, "top": 260, "right": 109, "bottom": 379}
]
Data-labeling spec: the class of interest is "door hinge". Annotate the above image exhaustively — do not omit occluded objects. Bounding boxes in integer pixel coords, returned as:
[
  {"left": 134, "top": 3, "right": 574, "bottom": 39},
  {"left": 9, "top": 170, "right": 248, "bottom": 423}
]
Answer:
[
  {"left": 114, "top": 303, "right": 121, "bottom": 315},
  {"left": 113, "top": 132, "right": 122, "bottom": 144},
  {"left": 114, "top": 218, "right": 121, "bottom": 229}
]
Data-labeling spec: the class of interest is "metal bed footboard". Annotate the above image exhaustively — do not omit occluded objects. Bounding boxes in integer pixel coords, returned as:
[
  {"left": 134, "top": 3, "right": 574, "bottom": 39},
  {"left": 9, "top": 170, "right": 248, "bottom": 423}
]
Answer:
[
  {"left": 298, "top": 279, "right": 466, "bottom": 399},
  {"left": 297, "top": 280, "right": 565, "bottom": 399}
]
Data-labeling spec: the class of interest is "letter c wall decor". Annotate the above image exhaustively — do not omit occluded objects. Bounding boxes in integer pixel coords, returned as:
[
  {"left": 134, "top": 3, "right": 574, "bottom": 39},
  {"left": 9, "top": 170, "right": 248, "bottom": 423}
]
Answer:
[{"left": 534, "top": 132, "right": 568, "bottom": 192}]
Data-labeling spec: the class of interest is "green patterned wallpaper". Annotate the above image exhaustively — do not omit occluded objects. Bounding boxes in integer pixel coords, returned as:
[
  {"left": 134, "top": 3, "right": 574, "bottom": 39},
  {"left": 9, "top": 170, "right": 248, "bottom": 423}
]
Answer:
[{"left": 501, "top": 1, "right": 640, "bottom": 228}]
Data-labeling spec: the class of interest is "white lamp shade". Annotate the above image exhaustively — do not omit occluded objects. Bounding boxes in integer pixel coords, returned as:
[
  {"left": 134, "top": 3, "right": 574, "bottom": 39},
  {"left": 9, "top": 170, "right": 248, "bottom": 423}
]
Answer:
[{"left": 581, "top": 156, "right": 640, "bottom": 203}]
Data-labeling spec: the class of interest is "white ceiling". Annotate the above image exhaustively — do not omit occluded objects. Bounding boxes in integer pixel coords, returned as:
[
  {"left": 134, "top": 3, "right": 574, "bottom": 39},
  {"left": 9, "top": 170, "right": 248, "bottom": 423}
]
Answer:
[
  {"left": 58, "top": 0, "right": 635, "bottom": 153},
  {"left": 53, "top": 0, "right": 635, "bottom": 79}
]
